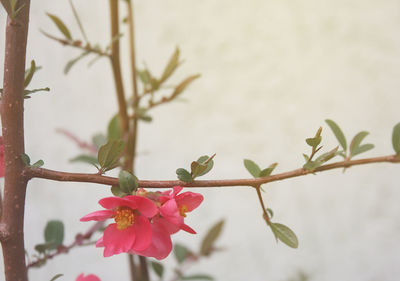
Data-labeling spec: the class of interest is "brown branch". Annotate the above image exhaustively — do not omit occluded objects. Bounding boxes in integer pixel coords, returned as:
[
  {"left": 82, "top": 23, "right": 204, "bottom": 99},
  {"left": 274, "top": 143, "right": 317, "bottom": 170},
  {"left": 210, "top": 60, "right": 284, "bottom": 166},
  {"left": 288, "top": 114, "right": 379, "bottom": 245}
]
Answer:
[
  {"left": 0, "top": 1, "right": 31, "bottom": 281},
  {"left": 0, "top": 0, "right": 12, "bottom": 16},
  {"left": 27, "top": 221, "right": 103, "bottom": 269},
  {"left": 109, "top": 0, "right": 129, "bottom": 135},
  {"left": 25, "top": 154, "right": 400, "bottom": 189}
]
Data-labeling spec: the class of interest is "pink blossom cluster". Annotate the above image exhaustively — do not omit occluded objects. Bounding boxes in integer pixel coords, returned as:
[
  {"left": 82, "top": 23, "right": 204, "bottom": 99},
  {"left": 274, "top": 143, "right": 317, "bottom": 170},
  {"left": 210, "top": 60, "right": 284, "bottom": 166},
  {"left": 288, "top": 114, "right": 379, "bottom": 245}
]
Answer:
[{"left": 81, "top": 186, "right": 203, "bottom": 260}]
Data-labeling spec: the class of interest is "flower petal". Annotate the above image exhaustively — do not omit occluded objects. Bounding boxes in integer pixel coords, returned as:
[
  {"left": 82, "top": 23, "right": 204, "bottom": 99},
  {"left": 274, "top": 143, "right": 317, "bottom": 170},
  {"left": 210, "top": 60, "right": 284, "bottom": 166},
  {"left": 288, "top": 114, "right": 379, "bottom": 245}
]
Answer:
[
  {"left": 76, "top": 274, "right": 101, "bottom": 281},
  {"left": 181, "top": 223, "right": 196, "bottom": 234},
  {"left": 96, "top": 236, "right": 104, "bottom": 247},
  {"left": 133, "top": 220, "right": 172, "bottom": 260},
  {"left": 127, "top": 195, "right": 158, "bottom": 218},
  {"left": 131, "top": 216, "right": 152, "bottom": 251},
  {"left": 160, "top": 199, "right": 183, "bottom": 226},
  {"left": 176, "top": 192, "right": 204, "bottom": 212},
  {"left": 80, "top": 210, "right": 114, "bottom": 222},
  {"left": 99, "top": 196, "right": 137, "bottom": 210},
  {"left": 102, "top": 223, "right": 136, "bottom": 257}
]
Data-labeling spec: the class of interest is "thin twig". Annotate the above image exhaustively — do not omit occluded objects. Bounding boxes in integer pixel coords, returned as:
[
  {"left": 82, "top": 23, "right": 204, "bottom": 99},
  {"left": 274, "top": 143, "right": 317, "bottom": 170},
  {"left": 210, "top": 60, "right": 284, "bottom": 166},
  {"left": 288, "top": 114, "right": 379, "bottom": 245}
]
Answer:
[{"left": 26, "top": 154, "right": 400, "bottom": 188}]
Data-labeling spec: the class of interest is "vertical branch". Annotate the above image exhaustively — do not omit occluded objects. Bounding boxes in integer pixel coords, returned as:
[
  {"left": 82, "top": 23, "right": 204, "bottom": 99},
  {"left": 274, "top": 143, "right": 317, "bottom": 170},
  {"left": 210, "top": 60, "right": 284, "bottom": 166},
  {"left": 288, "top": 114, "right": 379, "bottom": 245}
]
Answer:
[
  {"left": 0, "top": 1, "right": 31, "bottom": 281},
  {"left": 125, "top": 0, "right": 139, "bottom": 173},
  {"left": 109, "top": 0, "right": 129, "bottom": 135}
]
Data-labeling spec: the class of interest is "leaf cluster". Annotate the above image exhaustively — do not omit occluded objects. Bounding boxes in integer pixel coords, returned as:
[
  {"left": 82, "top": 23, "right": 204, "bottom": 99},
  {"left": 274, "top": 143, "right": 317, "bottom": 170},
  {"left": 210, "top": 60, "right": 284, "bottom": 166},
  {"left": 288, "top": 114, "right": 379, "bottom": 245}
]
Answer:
[{"left": 176, "top": 154, "right": 215, "bottom": 182}]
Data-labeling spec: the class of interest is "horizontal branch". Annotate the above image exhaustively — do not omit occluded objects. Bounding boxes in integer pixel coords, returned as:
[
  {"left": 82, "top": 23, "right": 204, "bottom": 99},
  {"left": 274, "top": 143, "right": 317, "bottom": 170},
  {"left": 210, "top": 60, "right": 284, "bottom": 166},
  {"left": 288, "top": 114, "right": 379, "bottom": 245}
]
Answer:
[{"left": 25, "top": 154, "right": 400, "bottom": 189}]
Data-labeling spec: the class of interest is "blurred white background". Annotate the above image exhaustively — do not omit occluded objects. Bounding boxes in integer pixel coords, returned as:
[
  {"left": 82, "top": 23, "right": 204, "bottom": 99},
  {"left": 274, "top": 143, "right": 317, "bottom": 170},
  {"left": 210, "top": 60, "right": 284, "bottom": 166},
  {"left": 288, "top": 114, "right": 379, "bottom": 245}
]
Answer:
[{"left": 1, "top": 0, "right": 400, "bottom": 280}]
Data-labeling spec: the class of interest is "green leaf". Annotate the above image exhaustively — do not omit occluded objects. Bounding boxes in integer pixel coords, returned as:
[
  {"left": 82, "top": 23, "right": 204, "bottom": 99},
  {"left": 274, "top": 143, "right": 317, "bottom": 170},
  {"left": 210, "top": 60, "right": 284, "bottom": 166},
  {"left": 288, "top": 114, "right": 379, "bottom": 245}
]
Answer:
[
  {"left": 174, "top": 243, "right": 190, "bottom": 264},
  {"left": 196, "top": 155, "right": 214, "bottom": 177},
  {"left": 200, "top": 219, "right": 225, "bottom": 256},
  {"left": 151, "top": 261, "right": 164, "bottom": 279},
  {"left": 315, "top": 146, "right": 339, "bottom": 164},
  {"left": 31, "top": 160, "right": 44, "bottom": 168},
  {"left": 176, "top": 168, "right": 193, "bottom": 182},
  {"left": 305, "top": 136, "right": 321, "bottom": 148},
  {"left": 92, "top": 133, "right": 107, "bottom": 148},
  {"left": 259, "top": 163, "right": 278, "bottom": 177},
  {"left": 46, "top": 13, "right": 72, "bottom": 40},
  {"left": 50, "top": 274, "right": 64, "bottom": 281},
  {"left": 325, "top": 119, "right": 347, "bottom": 151},
  {"left": 24, "top": 60, "right": 36, "bottom": 88},
  {"left": 111, "top": 185, "right": 128, "bottom": 197},
  {"left": 160, "top": 47, "right": 180, "bottom": 83},
  {"left": 181, "top": 274, "right": 214, "bottom": 280},
  {"left": 349, "top": 131, "right": 370, "bottom": 157},
  {"left": 107, "top": 114, "right": 121, "bottom": 140},
  {"left": 266, "top": 208, "right": 274, "bottom": 219},
  {"left": 118, "top": 170, "right": 138, "bottom": 193},
  {"left": 270, "top": 223, "right": 298, "bottom": 248},
  {"left": 70, "top": 154, "right": 99, "bottom": 166},
  {"left": 243, "top": 159, "right": 261, "bottom": 178},
  {"left": 392, "top": 122, "right": 400, "bottom": 155},
  {"left": 44, "top": 220, "right": 64, "bottom": 250},
  {"left": 351, "top": 143, "right": 374, "bottom": 156},
  {"left": 191, "top": 161, "right": 208, "bottom": 179},
  {"left": 303, "top": 161, "right": 320, "bottom": 171},
  {"left": 137, "top": 69, "right": 152, "bottom": 85},
  {"left": 170, "top": 74, "right": 201, "bottom": 99},
  {"left": 64, "top": 51, "right": 90, "bottom": 74},
  {"left": 34, "top": 241, "right": 57, "bottom": 253},
  {"left": 97, "top": 140, "right": 125, "bottom": 173},
  {"left": 21, "top": 153, "right": 31, "bottom": 166}
]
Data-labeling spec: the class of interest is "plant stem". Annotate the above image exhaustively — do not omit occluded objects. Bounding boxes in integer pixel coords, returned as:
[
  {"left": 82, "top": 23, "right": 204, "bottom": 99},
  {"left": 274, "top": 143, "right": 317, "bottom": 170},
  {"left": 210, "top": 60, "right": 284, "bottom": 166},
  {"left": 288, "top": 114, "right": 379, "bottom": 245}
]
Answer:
[
  {"left": 109, "top": 0, "right": 129, "bottom": 135},
  {"left": 0, "top": 1, "right": 31, "bottom": 281},
  {"left": 26, "top": 154, "right": 400, "bottom": 188}
]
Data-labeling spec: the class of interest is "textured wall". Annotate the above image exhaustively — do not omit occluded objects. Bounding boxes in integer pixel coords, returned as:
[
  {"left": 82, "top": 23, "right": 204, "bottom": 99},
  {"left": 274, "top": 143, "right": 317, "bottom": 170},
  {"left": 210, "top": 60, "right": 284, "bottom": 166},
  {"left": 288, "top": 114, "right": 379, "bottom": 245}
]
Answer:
[{"left": 1, "top": 0, "right": 400, "bottom": 280}]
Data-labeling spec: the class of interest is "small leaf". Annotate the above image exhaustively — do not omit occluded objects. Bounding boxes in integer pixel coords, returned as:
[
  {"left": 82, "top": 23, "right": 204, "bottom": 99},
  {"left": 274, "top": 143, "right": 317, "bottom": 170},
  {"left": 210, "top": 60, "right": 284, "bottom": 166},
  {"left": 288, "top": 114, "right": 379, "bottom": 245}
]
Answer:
[
  {"left": 174, "top": 243, "right": 190, "bottom": 264},
  {"left": 325, "top": 119, "right": 347, "bottom": 151},
  {"left": 351, "top": 143, "right": 374, "bottom": 156},
  {"left": 70, "top": 154, "right": 99, "bottom": 166},
  {"left": 31, "top": 160, "right": 44, "bottom": 168},
  {"left": 191, "top": 161, "right": 208, "bottom": 179},
  {"left": 118, "top": 170, "right": 138, "bottom": 193},
  {"left": 50, "top": 274, "right": 64, "bottom": 281},
  {"left": 349, "top": 131, "right": 370, "bottom": 157},
  {"left": 24, "top": 60, "right": 36, "bottom": 88},
  {"left": 302, "top": 154, "right": 309, "bottom": 162},
  {"left": 266, "top": 208, "right": 274, "bottom": 219},
  {"left": 111, "top": 185, "right": 128, "bottom": 197},
  {"left": 151, "top": 261, "right": 164, "bottom": 278},
  {"left": 270, "top": 223, "right": 298, "bottom": 248},
  {"left": 243, "top": 159, "right": 261, "bottom": 178},
  {"left": 305, "top": 136, "right": 321, "bottom": 148},
  {"left": 21, "top": 153, "right": 31, "bottom": 166},
  {"left": 97, "top": 140, "right": 125, "bottom": 173},
  {"left": 200, "top": 219, "right": 225, "bottom": 256},
  {"left": 176, "top": 168, "right": 193, "bottom": 183},
  {"left": 160, "top": 47, "right": 180, "bottom": 83},
  {"left": 64, "top": 51, "right": 90, "bottom": 74},
  {"left": 392, "top": 122, "right": 400, "bottom": 155},
  {"left": 46, "top": 13, "right": 72, "bottom": 40},
  {"left": 303, "top": 161, "right": 320, "bottom": 171},
  {"left": 315, "top": 146, "right": 339, "bottom": 164},
  {"left": 259, "top": 163, "right": 278, "bottom": 177},
  {"left": 44, "top": 220, "right": 64, "bottom": 250},
  {"left": 137, "top": 69, "right": 152, "bottom": 85},
  {"left": 170, "top": 74, "right": 201, "bottom": 99},
  {"left": 24, "top": 87, "right": 50, "bottom": 98},
  {"left": 34, "top": 241, "right": 57, "bottom": 253},
  {"left": 196, "top": 155, "right": 215, "bottom": 177},
  {"left": 181, "top": 274, "right": 214, "bottom": 280},
  {"left": 107, "top": 114, "right": 121, "bottom": 140}
]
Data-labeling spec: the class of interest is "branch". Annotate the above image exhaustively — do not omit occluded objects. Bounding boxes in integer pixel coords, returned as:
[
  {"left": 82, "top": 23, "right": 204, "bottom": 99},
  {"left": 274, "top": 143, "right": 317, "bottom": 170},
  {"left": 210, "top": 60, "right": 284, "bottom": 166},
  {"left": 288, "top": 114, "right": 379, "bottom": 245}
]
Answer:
[
  {"left": 108, "top": 0, "right": 129, "bottom": 135},
  {"left": 25, "top": 154, "right": 400, "bottom": 188},
  {"left": 0, "top": 1, "right": 31, "bottom": 281},
  {"left": 0, "top": 0, "right": 11, "bottom": 16},
  {"left": 27, "top": 221, "right": 103, "bottom": 269}
]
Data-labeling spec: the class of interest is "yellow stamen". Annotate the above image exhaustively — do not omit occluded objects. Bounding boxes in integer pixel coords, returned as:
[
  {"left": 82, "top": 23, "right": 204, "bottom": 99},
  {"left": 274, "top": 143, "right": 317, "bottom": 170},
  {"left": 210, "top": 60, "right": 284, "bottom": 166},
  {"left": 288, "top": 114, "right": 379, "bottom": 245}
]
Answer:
[
  {"left": 179, "top": 205, "right": 188, "bottom": 217},
  {"left": 114, "top": 207, "right": 135, "bottom": 230}
]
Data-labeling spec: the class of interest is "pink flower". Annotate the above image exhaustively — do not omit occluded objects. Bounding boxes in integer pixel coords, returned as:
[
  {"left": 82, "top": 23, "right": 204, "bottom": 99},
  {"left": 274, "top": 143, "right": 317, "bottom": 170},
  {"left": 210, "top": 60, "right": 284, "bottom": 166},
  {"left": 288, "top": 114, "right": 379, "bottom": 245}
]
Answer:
[
  {"left": 76, "top": 273, "right": 101, "bottom": 281},
  {"left": 80, "top": 195, "right": 158, "bottom": 257},
  {"left": 0, "top": 137, "right": 4, "bottom": 178},
  {"left": 159, "top": 186, "right": 203, "bottom": 234}
]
